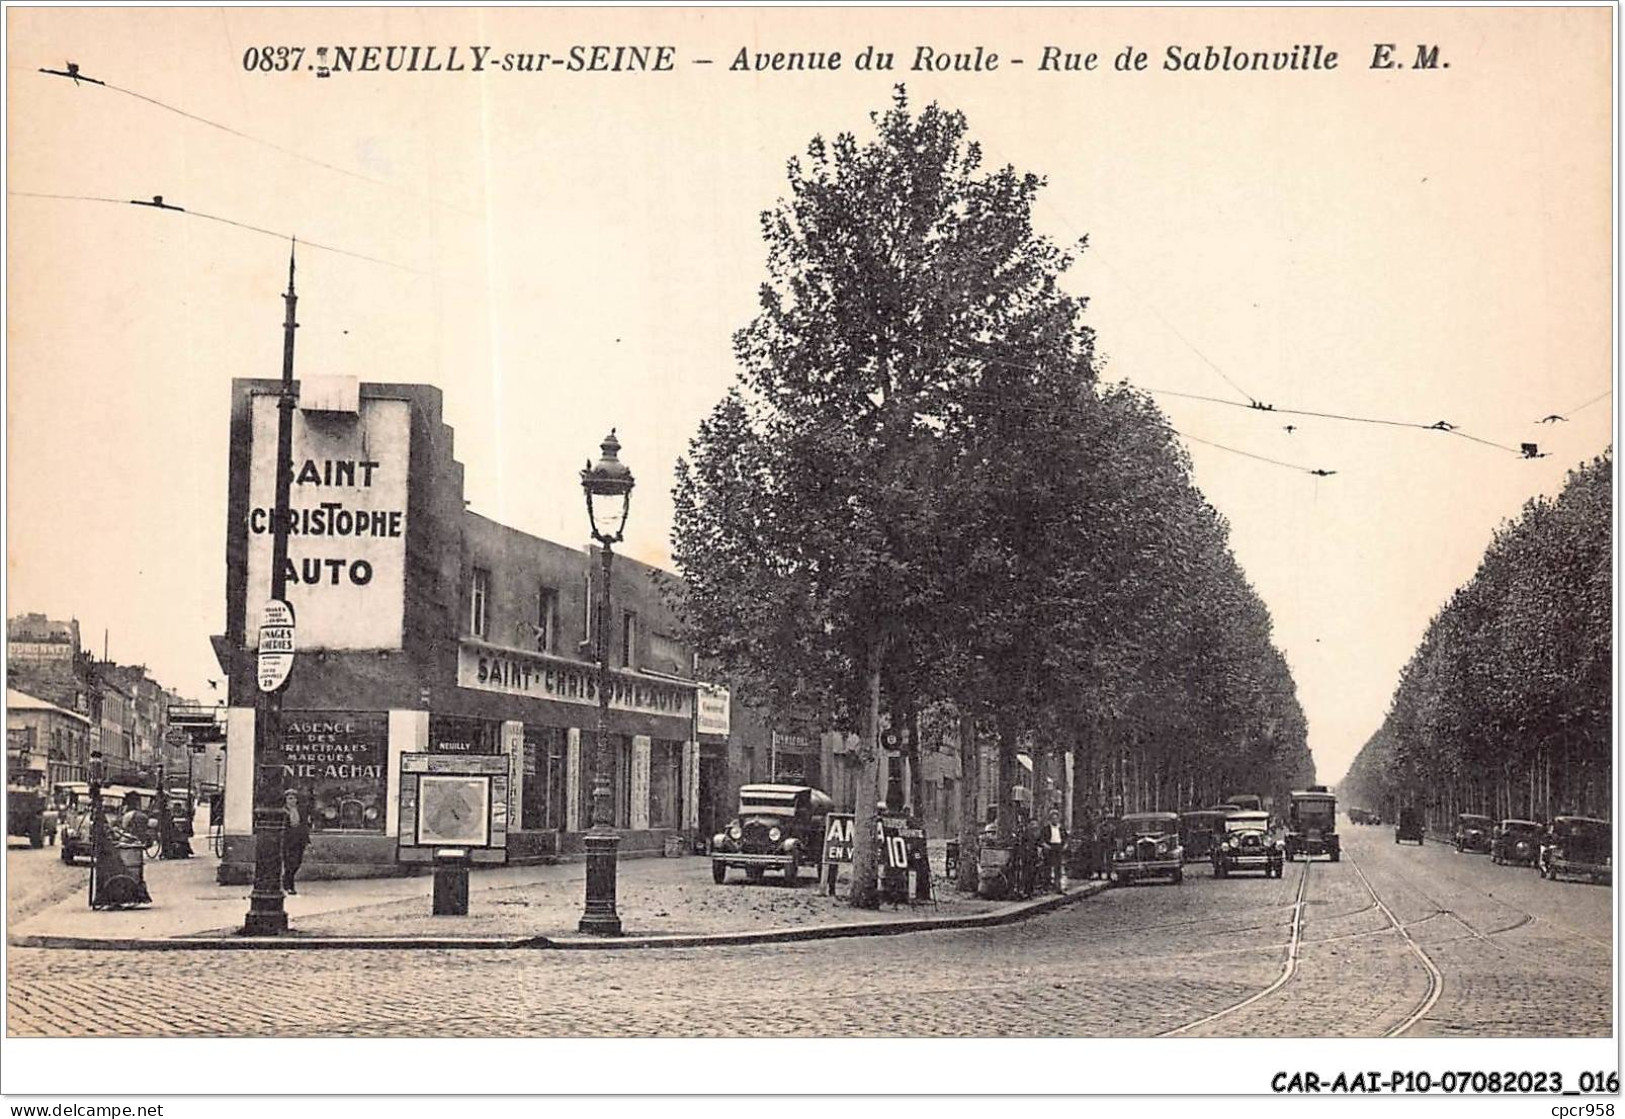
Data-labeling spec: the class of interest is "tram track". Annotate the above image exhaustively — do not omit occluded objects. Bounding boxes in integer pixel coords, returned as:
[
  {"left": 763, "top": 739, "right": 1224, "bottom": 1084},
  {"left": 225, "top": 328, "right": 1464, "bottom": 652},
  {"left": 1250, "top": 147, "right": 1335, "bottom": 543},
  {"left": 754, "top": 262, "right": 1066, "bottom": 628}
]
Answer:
[
  {"left": 1156, "top": 850, "right": 1446, "bottom": 1037},
  {"left": 1344, "top": 851, "right": 1443, "bottom": 1037},
  {"left": 1155, "top": 858, "right": 1310, "bottom": 1037}
]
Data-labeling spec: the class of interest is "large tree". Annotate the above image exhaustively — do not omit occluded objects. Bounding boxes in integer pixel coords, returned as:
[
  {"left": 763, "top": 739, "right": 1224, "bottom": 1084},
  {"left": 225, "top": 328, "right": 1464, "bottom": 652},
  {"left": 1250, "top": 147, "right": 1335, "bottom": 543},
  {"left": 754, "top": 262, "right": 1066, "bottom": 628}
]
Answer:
[{"left": 673, "top": 87, "right": 1094, "bottom": 905}]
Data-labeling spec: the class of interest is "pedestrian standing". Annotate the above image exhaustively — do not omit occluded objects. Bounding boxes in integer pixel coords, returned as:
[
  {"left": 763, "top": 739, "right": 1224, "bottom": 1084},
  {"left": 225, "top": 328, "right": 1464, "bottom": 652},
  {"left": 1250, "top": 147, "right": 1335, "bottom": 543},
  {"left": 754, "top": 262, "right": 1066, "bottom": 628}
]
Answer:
[
  {"left": 281, "top": 790, "right": 310, "bottom": 894},
  {"left": 1042, "top": 808, "right": 1068, "bottom": 892}
]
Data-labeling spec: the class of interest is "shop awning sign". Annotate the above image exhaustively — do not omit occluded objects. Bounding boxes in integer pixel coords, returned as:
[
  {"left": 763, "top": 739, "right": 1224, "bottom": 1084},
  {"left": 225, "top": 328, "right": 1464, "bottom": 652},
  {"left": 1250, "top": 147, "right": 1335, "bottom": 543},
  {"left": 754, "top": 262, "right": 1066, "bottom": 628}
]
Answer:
[{"left": 257, "top": 599, "right": 296, "bottom": 692}]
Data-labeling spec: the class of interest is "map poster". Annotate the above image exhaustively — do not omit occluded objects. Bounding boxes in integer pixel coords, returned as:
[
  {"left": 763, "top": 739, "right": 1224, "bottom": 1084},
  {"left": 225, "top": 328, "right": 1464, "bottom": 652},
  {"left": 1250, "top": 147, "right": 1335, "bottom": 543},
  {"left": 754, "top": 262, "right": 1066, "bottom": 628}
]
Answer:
[{"left": 415, "top": 775, "right": 491, "bottom": 847}]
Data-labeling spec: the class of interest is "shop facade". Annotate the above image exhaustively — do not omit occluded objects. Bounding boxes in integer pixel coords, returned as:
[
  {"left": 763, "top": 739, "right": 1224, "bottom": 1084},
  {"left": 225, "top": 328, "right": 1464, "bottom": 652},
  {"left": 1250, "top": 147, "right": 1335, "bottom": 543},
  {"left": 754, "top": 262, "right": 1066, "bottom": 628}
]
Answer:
[{"left": 214, "top": 378, "right": 700, "bottom": 883}]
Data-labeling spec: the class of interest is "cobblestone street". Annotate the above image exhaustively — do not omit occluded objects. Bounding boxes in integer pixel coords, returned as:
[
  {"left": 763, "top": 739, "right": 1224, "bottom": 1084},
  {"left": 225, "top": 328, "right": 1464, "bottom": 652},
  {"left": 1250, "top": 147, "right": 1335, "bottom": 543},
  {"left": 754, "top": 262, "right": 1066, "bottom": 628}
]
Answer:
[{"left": 6, "top": 821, "right": 1609, "bottom": 1038}]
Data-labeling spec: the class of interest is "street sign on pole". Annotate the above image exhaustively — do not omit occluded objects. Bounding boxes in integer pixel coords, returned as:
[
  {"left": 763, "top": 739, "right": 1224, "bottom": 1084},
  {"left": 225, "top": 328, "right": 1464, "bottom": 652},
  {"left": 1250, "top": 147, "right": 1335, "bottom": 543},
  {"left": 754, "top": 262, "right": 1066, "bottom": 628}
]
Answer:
[{"left": 257, "top": 599, "right": 296, "bottom": 692}]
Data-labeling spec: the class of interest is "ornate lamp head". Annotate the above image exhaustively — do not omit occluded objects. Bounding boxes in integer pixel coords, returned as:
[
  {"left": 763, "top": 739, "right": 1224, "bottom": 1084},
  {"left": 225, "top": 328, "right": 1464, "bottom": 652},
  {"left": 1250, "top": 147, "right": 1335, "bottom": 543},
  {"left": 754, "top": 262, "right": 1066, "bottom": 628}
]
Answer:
[{"left": 581, "top": 429, "right": 635, "bottom": 544}]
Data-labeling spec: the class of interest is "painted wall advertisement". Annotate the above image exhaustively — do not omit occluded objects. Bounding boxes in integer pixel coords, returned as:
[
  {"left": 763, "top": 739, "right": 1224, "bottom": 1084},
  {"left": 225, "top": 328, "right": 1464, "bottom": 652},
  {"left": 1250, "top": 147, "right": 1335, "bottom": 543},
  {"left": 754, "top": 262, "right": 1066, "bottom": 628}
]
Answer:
[
  {"left": 244, "top": 394, "right": 410, "bottom": 650},
  {"left": 276, "top": 711, "right": 389, "bottom": 833}
]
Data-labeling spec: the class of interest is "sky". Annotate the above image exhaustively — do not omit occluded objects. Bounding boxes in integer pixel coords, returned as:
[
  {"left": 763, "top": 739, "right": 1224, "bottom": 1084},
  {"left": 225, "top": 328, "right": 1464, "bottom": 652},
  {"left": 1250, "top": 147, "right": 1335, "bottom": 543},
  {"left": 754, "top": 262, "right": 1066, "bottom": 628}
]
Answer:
[{"left": 5, "top": 7, "right": 1613, "bottom": 786}]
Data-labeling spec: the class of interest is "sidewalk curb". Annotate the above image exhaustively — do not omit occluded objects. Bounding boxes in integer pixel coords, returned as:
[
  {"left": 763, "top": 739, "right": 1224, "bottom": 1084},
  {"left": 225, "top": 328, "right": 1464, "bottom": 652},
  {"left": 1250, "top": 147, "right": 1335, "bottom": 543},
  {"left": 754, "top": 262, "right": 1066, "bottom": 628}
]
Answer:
[{"left": 6, "top": 881, "right": 1110, "bottom": 952}]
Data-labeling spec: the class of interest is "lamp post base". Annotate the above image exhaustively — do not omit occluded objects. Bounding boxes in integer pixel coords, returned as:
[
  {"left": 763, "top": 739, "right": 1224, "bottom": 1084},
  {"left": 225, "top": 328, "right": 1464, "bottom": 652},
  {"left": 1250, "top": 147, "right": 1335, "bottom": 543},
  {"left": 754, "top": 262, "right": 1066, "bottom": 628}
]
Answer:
[
  {"left": 578, "top": 829, "right": 623, "bottom": 936},
  {"left": 242, "top": 808, "right": 288, "bottom": 936}
]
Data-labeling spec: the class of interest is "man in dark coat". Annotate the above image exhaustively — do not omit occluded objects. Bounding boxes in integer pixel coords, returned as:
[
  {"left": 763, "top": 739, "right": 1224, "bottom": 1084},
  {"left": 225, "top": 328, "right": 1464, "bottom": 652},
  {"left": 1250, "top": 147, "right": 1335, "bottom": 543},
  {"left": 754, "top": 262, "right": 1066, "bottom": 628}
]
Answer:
[{"left": 281, "top": 790, "right": 311, "bottom": 894}]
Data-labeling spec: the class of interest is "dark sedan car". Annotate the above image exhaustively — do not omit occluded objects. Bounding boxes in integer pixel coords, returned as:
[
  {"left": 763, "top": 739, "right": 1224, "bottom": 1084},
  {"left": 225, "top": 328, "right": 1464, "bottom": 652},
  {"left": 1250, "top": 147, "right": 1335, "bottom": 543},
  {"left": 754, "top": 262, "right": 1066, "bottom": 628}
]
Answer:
[
  {"left": 1490, "top": 819, "right": 1542, "bottom": 867},
  {"left": 1539, "top": 816, "right": 1611, "bottom": 884},
  {"left": 1453, "top": 813, "right": 1493, "bottom": 854},
  {"left": 1395, "top": 806, "right": 1425, "bottom": 845},
  {"left": 1110, "top": 812, "right": 1183, "bottom": 885},
  {"left": 1213, "top": 811, "right": 1284, "bottom": 878},
  {"left": 711, "top": 784, "right": 833, "bottom": 885}
]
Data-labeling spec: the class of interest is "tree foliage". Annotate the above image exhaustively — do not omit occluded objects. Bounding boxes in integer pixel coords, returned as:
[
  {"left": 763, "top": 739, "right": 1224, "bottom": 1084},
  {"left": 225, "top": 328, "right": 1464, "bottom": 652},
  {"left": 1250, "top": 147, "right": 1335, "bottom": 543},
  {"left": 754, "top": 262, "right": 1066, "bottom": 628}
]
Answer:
[
  {"left": 1341, "top": 452, "right": 1611, "bottom": 825},
  {"left": 672, "top": 87, "right": 1314, "bottom": 903}
]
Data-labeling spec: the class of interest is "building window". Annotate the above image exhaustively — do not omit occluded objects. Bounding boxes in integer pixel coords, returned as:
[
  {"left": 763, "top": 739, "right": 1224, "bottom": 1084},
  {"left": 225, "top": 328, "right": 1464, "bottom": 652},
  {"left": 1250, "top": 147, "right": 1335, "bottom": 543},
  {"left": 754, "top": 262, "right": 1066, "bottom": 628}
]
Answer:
[
  {"left": 535, "top": 585, "right": 558, "bottom": 653},
  {"left": 470, "top": 567, "right": 490, "bottom": 639},
  {"left": 621, "top": 611, "right": 638, "bottom": 669},
  {"left": 582, "top": 572, "right": 594, "bottom": 649}
]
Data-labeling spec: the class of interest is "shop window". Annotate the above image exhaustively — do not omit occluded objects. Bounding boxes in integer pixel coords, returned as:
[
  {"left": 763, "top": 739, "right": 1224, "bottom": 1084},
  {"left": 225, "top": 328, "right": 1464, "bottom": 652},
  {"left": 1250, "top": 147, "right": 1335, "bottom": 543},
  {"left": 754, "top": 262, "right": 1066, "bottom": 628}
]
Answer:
[
  {"left": 281, "top": 712, "right": 389, "bottom": 833},
  {"left": 649, "top": 740, "right": 683, "bottom": 829},
  {"left": 429, "top": 714, "right": 501, "bottom": 755},
  {"left": 522, "top": 726, "right": 565, "bottom": 830},
  {"left": 576, "top": 733, "right": 629, "bottom": 828},
  {"left": 470, "top": 567, "right": 491, "bottom": 639}
]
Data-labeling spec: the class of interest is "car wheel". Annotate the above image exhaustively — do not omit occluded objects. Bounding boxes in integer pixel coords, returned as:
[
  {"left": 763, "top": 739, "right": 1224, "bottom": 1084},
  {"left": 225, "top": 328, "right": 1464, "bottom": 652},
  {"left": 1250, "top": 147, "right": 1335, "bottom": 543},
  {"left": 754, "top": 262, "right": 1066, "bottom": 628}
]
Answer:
[
  {"left": 1171, "top": 867, "right": 1183, "bottom": 885},
  {"left": 1215, "top": 861, "right": 1226, "bottom": 878},
  {"left": 1330, "top": 850, "right": 1340, "bottom": 863},
  {"left": 30, "top": 825, "right": 44, "bottom": 849},
  {"left": 60, "top": 844, "right": 73, "bottom": 864},
  {"left": 711, "top": 861, "right": 727, "bottom": 884},
  {"left": 782, "top": 852, "right": 799, "bottom": 885}
]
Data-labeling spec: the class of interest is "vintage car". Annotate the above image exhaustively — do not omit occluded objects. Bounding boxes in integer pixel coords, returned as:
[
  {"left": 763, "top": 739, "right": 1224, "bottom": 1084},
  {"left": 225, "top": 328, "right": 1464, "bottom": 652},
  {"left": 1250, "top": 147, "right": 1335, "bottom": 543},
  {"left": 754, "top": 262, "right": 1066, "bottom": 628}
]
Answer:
[
  {"left": 1110, "top": 812, "right": 1183, "bottom": 885},
  {"left": 59, "top": 785, "right": 158, "bottom": 863},
  {"left": 1490, "top": 819, "right": 1542, "bottom": 866},
  {"left": 1347, "top": 807, "right": 1380, "bottom": 826},
  {"left": 1538, "top": 816, "right": 1611, "bottom": 884},
  {"left": 1213, "top": 810, "right": 1285, "bottom": 878},
  {"left": 1284, "top": 787, "right": 1340, "bottom": 861},
  {"left": 1452, "top": 813, "right": 1494, "bottom": 854},
  {"left": 1179, "top": 809, "right": 1231, "bottom": 862},
  {"left": 1395, "top": 806, "right": 1425, "bottom": 845},
  {"left": 710, "top": 783, "right": 833, "bottom": 885}
]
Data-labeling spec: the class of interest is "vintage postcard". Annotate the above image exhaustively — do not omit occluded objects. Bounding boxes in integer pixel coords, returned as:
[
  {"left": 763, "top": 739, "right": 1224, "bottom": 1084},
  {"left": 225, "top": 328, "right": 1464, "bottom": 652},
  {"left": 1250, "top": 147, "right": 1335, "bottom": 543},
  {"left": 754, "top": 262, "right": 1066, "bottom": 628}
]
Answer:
[{"left": 3, "top": 4, "right": 1615, "bottom": 1109}]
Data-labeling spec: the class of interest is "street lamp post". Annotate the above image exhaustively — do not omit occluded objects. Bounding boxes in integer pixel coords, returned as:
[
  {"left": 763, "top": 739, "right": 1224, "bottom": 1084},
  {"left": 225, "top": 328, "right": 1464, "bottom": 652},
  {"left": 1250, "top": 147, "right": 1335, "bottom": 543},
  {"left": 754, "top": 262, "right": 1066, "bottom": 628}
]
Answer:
[
  {"left": 578, "top": 429, "right": 634, "bottom": 936},
  {"left": 86, "top": 750, "right": 104, "bottom": 908},
  {"left": 242, "top": 245, "right": 299, "bottom": 936}
]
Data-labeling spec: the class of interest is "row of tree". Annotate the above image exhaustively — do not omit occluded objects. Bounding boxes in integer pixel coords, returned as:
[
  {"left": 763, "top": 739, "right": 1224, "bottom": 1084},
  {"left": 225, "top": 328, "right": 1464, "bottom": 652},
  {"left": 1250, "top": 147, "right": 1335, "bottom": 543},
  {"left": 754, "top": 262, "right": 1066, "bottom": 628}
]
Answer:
[
  {"left": 670, "top": 88, "right": 1314, "bottom": 905},
  {"left": 1340, "top": 452, "right": 1611, "bottom": 828}
]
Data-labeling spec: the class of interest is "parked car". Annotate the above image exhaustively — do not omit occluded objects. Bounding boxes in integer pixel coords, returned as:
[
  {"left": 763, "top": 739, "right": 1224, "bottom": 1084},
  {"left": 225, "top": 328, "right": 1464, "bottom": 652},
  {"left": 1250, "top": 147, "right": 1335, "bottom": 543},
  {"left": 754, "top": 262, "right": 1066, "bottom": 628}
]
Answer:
[
  {"left": 1490, "top": 819, "right": 1542, "bottom": 866},
  {"left": 1109, "top": 812, "right": 1183, "bottom": 885},
  {"left": 1284, "top": 787, "right": 1339, "bottom": 861},
  {"left": 1453, "top": 813, "right": 1493, "bottom": 854},
  {"left": 1179, "top": 808, "right": 1231, "bottom": 862},
  {"left": 710, "top": 783, "right": 833, "bottom": 885},
  {"left": 1213, "top": 810, "right": 1284, "bottom": 878},
  {"left": 1395, "top": 806, "right": 1425, "bottom": 845},
  {"left": 1539, "top": 816, "right": 1611, "bottom": 884}
]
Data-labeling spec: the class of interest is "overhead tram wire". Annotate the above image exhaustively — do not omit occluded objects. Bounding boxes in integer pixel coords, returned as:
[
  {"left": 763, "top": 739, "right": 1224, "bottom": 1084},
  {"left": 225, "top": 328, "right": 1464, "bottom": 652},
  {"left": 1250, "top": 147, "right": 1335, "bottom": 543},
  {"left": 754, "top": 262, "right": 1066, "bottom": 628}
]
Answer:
[
  {"left": 1030, "top": 194, "right": 1538, "bottom": 457},
  {"left": 1133, "top": 383, "right": 1528, "bottom": 456},
  {"left": 10, "top": 189, "right": 422, "bottom": 274},
  {"left": 1540, "top": 387, "right": 1613, "bottom": 423},
  {"left": 1173, "top": 431, "right": 1335, "bottom": 477},
  {"left": 37, "top": 62, "right": 482, "bottom": 221},
  {"left": 927, "top": 346, "right": 1342, "bottom": 477}
]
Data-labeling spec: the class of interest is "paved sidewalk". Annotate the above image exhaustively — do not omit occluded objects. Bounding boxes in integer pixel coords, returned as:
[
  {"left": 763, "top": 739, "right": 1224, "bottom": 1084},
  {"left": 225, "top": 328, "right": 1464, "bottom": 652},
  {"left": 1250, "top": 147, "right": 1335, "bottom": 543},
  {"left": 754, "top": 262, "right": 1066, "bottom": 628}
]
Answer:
[{"left": 9, "top": 845, "right": 1105, "bottom": 949}]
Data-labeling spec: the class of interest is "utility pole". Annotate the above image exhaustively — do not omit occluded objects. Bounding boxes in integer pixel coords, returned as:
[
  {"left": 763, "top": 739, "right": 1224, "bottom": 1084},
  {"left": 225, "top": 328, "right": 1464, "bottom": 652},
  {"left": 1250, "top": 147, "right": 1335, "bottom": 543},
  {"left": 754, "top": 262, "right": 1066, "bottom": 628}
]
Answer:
[{"left": 242, "top": 243, "right": 298, "bottom": 936}]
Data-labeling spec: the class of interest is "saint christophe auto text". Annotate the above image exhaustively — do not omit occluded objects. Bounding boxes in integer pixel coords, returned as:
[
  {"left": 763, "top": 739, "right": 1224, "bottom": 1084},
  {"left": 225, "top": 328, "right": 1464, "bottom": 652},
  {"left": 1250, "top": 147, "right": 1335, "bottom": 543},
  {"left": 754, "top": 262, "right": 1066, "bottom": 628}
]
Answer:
[{"left": 241, "top": 42, "right": 1453, "bottom": 77}]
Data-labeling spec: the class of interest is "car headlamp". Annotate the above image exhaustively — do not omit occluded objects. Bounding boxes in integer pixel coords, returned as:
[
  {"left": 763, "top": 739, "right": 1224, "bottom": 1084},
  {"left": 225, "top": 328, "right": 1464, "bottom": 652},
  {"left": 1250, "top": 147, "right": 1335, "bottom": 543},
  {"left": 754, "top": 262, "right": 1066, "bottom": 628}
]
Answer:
[
  {"left": 728, "top": 824, "right": 742, "bottom": 840},
  {"left": 768, "top": 826, "right": 782, "bottom": 842}
]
